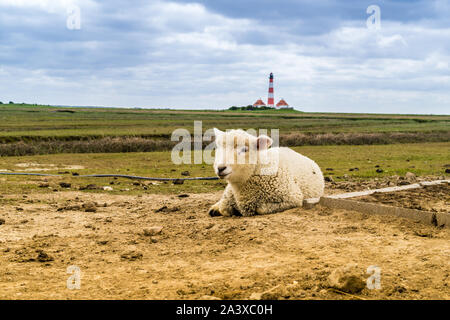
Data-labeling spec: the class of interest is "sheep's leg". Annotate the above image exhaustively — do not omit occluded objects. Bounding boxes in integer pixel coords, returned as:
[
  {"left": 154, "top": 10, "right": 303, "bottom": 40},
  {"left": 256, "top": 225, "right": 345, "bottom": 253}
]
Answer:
[
  {"left": 256, "top": 201, "right": 300, "bottom": 215},
  {"left": 208, "top": 185, "right": 239, "bottom": 217},
  {"left": 239, "top": 207, "right": 257, "bottom": 217},
  {"left": 256, "top": 187, "right": 304, "bottom": 215}
]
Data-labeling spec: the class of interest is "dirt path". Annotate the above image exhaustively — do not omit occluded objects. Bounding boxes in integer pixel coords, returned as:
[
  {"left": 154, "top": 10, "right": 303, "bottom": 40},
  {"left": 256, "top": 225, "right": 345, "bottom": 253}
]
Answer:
[{"left": 0, "top": 190, "right": 449, "bottom": 300}]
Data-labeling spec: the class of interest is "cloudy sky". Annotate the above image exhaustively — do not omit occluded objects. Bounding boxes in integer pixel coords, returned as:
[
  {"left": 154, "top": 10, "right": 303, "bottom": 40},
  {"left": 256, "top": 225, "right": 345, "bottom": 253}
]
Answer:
[{"left": 0, "top": 0, "right": 449, "bottom": 114}]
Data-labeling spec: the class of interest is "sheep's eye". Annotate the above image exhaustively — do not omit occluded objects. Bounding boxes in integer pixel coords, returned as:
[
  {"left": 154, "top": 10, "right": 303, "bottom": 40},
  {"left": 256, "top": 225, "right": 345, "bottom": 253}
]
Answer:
[{"left": 239, "top": 146, "right": 248, "bottom": 154}]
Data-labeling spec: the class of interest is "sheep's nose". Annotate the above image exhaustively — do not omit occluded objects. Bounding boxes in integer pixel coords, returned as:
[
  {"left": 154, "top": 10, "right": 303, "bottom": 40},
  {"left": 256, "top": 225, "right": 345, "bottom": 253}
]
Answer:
[{"left": 217, "top": 166, "right": 227, "bottom": 174}]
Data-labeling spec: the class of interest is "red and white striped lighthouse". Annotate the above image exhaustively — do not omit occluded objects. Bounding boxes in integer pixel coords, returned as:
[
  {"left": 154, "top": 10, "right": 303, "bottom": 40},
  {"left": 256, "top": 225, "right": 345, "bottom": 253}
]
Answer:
[{"left": 267, "top": 72, "right": 274, "bottom": 108}]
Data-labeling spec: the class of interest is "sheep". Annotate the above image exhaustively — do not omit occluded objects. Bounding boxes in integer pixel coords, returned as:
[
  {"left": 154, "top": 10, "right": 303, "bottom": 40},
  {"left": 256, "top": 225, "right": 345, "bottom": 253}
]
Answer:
[{"left": 208, "top": 128, "right": 324, "bottom": 217}]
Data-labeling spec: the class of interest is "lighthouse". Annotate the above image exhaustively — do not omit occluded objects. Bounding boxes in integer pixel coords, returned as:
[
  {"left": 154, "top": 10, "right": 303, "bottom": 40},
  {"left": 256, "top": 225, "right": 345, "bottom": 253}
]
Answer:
[{"left": 267, "top": 72, "right": 274, "bottom": 108}]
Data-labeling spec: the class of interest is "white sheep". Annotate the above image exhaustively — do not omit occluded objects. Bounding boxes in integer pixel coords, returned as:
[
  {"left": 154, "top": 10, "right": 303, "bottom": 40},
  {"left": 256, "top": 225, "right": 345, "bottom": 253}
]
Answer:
[{"left": 208, "top": 128, "right": 324, "bottom": 217}]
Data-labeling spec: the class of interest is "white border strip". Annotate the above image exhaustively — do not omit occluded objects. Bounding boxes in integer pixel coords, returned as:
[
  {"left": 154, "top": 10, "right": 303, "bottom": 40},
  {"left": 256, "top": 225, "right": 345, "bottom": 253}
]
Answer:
[{"left": 326, "top": 179, "right": 449, "bottom": 199}]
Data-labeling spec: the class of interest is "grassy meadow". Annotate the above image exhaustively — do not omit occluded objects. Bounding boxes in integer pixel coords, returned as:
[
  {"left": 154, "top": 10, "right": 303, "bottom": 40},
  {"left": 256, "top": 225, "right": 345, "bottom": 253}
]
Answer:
[
  {"left": 0, "top": 104, "right": 449, "bottom": 156},
  {"left": 0, "top": 143, "right": 448, "bottom": 195},
  {"left": 0, "top": 104, "right": 449, "bottom": 139}
]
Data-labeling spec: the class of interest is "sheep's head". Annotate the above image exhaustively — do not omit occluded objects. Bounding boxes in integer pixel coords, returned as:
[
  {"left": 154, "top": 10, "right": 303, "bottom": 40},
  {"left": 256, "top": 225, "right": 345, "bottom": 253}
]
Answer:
[{"left": 213, "top": 128, "right": 273, "bottom": 183}]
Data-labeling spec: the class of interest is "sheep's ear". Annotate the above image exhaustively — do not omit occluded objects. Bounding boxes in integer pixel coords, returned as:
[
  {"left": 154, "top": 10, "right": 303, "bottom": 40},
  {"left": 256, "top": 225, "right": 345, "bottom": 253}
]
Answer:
[
  {"left": 257, "top": 135, "right": 273, "bottom": 150},
  {"left": 213, "top": 128, "right": 224, "bottom": 138}
]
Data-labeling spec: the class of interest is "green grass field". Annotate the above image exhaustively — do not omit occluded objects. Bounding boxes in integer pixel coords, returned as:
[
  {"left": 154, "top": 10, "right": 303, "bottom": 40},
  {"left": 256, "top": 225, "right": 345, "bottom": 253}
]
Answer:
[
  {"left": 0, "top": 104, "right": 449, "bottom": 141},
  {"left": 0, "top": 142, "right": 448, "bottom": 195},
  {"left": 0, "top": 104, "right": 448, "bottom": 157}
]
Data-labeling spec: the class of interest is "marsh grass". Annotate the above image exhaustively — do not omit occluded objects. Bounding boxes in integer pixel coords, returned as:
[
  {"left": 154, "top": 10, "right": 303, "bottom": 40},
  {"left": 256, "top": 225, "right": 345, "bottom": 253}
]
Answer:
[
  {"left": 0, "top": 131, "right": 448, "bottom": 156},
  {"left": 1, "top": 104, "right": 448, "bottom": 156}
]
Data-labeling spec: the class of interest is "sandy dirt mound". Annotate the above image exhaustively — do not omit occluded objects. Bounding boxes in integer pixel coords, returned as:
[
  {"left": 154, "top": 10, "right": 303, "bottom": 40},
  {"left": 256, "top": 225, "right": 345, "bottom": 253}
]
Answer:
[
  {"left": 356, "top": 183, "right": 449, "bottom": 213},
  {"left": 0, "top": 190, "right": 449, "bottom": 300}
]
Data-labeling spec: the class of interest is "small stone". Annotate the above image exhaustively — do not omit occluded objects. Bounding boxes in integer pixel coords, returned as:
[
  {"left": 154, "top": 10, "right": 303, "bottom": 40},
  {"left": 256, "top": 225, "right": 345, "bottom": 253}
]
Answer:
[
  {"left": 36, "top": 250, "right": 54, "bottom": 263},
  {"left": 249, "top": 285, "right": 285, "bottom": 300},
  {"left": 413, "top": 229, "right": 433, "bottom": 238},
  {"left": 173, "top": 179, "right": 184, "bottom": 185},
  {"left": 391, "top": 285, "right": 407, "bottom": 294},
  {"left": 155, "top": 206, "right": 167, "bottom": 213},
  {"left": 82, "top": 202, "right": 97, "bottom": 212},
  {"left": 38, "top": 183, "right": 49, "bottom": 188},
  {"left": 103, "top": 186, "right": 113, "bottom": 191},
  {"left": 178, "top": 194, "right": 189, "bottom": 198},
  {"left": 249, "top": 292, "right": 262, "bottom": 300},
  {"left": 405, "top": 172, "right": 416, "bottom": 181},
  {"left": 445, "top": 169, "right": 450, "bottom": 174},
  {"left": 376, "top": 169, "right": 384, "bottom": 173},
  {"left": 328, "top": 263, "right": 366, "bottom": 294},
  {"left": 79, "top": 184, "right": 99, "bottom": 190},
  {"left": 120, "top": 250, "right": 143, "bottom": 261},
  {"left": 143, "top": 226, "right": 163, "bottom": 236},
  {"left": 324, "top": 176, "right": 334, "bottom": 182},
  {"left": 181, "top": 171, "right": 190, "bottom": 176},
  {"left": 59, "top": 182, "right": 71, "bottom": 188},
  {"left": 57, "top": 204, "right": 82, "bottom": 212},
  {"left": 154, "top": 206, "right": 179, "bottom": 213}
]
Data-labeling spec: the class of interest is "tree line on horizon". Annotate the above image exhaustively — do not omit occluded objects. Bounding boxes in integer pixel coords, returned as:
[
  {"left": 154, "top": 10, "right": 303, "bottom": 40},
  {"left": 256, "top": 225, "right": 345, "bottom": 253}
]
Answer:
[{"left": 228, "top": 105, "right": 276, "bottom": 111}]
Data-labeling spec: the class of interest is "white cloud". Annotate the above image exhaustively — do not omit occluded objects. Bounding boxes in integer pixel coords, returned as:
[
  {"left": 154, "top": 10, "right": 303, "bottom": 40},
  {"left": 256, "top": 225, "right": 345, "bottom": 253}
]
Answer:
[{"left": 0, "top": 0, "right": 96, "bottom": 12}]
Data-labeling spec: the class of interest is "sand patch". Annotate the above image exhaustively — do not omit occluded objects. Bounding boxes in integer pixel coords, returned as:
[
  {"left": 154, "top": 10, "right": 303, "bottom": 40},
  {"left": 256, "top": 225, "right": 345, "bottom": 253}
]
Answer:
[
  {"left": 0, "top": 189, "right": 448, "bottom": 300},
  {"left": 13, "top": 163, "right": 85, "bottom": 172}
]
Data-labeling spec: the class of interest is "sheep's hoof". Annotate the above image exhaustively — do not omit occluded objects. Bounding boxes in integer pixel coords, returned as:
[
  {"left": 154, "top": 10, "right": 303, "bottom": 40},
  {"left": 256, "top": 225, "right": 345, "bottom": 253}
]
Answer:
[
  {"left": 231, "top": 207, "right": 242, "bottom": 216},
  {"left": 208, "top": 208, "right": 222, "bottom": 217}
]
